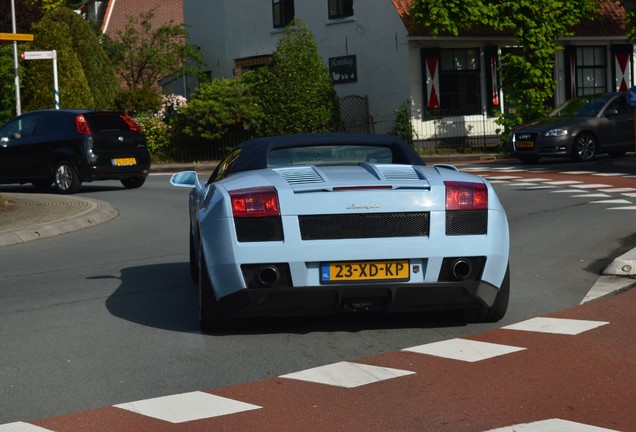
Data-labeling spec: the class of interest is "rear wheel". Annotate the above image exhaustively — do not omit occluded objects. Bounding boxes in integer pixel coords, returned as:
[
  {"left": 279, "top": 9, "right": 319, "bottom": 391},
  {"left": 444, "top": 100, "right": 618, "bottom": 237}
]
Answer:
[
  {"left": 198, "top": 250, "right": 246, "bottom": 332},
  {"left": 189, "top": 226, "right": 199, "bottom": 282},
  {"left": 53, "top": 160, "right": 81, "bottom": 194},
  {"left": 463, "top": 265, "right": 510, "bottom": 323},
  {"left": 572, "top": 133, "right": 597, "bottom": 162},
  {"left": 121, "top": 176, "right": 146, "bottom": 189}
]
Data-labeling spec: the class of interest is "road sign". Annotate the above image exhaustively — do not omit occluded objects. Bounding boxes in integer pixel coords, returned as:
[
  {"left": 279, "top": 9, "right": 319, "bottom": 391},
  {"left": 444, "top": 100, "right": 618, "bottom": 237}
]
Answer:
[
  {"left": 21, "top": 50, "right": 55, "bottom": 61},
  {"left": 0, "top": 32, "right": 34, "bottom": 42}
]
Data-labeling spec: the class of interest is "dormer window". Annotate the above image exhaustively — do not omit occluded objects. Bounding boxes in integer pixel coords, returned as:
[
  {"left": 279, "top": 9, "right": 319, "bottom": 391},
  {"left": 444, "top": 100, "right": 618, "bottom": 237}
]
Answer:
[{"left": 328, "top": 0, "right": 353, "bottom": 19}]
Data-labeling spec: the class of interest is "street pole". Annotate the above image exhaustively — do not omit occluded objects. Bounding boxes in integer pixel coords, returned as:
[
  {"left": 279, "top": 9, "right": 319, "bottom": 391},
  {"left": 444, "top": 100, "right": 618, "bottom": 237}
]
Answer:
[{"left": 11, "top": 0, "right": 22, "bottom": 116}]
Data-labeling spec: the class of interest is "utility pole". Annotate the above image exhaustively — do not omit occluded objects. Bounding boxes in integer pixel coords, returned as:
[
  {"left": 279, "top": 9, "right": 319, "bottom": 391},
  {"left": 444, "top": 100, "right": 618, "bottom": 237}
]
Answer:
[{"left": 11, "top": 0, "right": 21, "bottom": 115}]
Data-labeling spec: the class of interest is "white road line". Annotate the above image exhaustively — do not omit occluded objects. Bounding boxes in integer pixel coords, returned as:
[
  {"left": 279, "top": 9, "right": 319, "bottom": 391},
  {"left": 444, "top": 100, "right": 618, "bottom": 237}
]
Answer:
[
  {"left": 544, "top": 180, "right": 583, "bottom": 185},
  {"left": 582, "top": 275, "right": 636, "bottom": 304},
  {"left": 560, "top": 171, "right": 596, "bottom": 174},
  {"left": 622, "top": 192, "right": 636, "bottom": 197},
  {"left": 599, "top": 188, "right": 636, "bottom": 193},
  {"left": 520, "top": 178, "right": 551, "bottom": 182},
  {"left": 280, "top": 361, "right": 415, "bottom": 388},
  {"left": 503, "top": 317, "right": 608, "bottom": 335},
  {"left": 608, "top": 205, "right": 636, "bottom": 210},
  {"left": 589, "top": 199, "right": 632, "bottom": 204},
  {"left": 569, "top": 194, "right": 611, "bottom": 198},
  {"left": 527, "top": 185, "right": 558, "bottom": 189},
  {"left": 484, "top": 175, "right": 524, "bottom": 180},
  {"left": 114, "top": 391, "right": 261, "bottom": 423},
  {"left": 0, "top": 423, "right": 54, "bottom": 432},
  {"left": 486, "top": 418, "right": 620, "bottom": 432},
  {"left": 592, "top": 172, "right": 628, "bottom": 176},
  {"left": 402, "top": 338, "right": 525, "bottom": 362},
  {"left": 572, "top": 184, "right": 612, "bottom": 189}
]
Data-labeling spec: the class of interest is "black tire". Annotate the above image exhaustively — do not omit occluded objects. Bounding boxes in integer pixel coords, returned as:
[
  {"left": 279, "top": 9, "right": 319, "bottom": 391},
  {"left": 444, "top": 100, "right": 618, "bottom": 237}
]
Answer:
[
  {"left": 189, "top": 226, "right": 199, "bottom": 283},
  {"left": 572, "top": 133, "right": 597, "bottom": 162},
  {"left": 121, "top": 176, "right": 146, "bottom": 189},
  {"left": 463, "top": 265, "right": 510, "bottom": 323},
  {"left": 198, "top": 250, "right": 223, "bottom": 333},
  {"left": 53, "top": 160, "right": 81, "bottom": 194}
]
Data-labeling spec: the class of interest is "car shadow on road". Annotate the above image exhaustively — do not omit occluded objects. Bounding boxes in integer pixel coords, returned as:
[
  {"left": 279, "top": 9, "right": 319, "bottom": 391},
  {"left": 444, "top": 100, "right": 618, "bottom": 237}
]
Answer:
[
  {"left": 100, "top": 262, "right": 200, "bottom": 333},
  {"left": 102, "top": 262, "right": 466, "bottom": 335}
]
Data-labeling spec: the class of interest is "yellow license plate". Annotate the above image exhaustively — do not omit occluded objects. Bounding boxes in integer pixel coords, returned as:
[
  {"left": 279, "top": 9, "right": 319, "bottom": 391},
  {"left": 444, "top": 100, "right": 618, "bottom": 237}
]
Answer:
[
  {"left": 321, "top": 260, "right": 410, "bottom": 283},
  {"left": 112, "top": 157, "right": 137, "bottom": 166},
  {"left": 516, "top": 141, "right": 534, "bottom": 149}
]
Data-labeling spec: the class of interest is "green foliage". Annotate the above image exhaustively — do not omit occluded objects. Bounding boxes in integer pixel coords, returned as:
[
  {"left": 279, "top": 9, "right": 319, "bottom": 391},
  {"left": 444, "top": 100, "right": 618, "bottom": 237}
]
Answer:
[
  {"left": 0, "top": 46, "right": 17, "bottom": 123},
  {"left": 133, "top": 95, "right": 187, "bottom": 162},
  {"left": 114, "top": 87, "right": 162, "bottom": 116},
  {"left": 389, "top": 101, "right": 416, "bottom": 147},
  {"left": 24, "top": 18, "right": 94, "bottom": 110},
  {"left": 249, "top": 18, "right": 339, "bottom": 136},
  {"left": 103, "top": 11, "right": 205, "bottom": 89},
  {"left": 176, "top": 78, "right": 263, "bottom": 140},
  {"left": 409, "top": 0, "right": 599, "bottom": 139},
  {"left": 42, "top": 8, "right": 119, "bottom": 109},
  {"left": 134, "top": 116, "right": 172, "bottom": 162}
]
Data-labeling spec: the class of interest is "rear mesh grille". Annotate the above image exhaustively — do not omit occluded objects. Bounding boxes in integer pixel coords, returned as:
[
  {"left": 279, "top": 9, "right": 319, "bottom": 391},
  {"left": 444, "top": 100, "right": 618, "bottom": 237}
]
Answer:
[
  {"left": 235, "top": 217, "right": 284, "bottom": 242},
  {"left": 446, "top": 210, "right": 488, "bottom": 235},
  {"left": 299, "top": 212, "right": 430, "bottom": 240}
]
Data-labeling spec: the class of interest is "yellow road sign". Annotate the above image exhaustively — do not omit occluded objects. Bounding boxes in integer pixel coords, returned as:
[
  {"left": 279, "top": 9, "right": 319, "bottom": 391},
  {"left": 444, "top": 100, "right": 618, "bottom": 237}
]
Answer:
[{"left": 0, "top": 32, "right": 34, "bottom": 42}]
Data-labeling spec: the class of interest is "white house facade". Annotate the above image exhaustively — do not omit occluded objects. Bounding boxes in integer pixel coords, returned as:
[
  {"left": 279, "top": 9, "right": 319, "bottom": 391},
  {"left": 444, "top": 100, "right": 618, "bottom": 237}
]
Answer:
[{"left": 183, "top": 0, "right": 634, "bottom": 145}]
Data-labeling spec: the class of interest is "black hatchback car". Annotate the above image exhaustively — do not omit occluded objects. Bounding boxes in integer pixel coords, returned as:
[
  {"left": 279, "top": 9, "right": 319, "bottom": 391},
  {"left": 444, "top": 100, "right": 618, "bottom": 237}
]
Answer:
[
  {"left": 0, "top": 109, "right": 150, "bottom": 193},
  {"left": 508, "top": 92, "right": 634, "bottom": 163}
]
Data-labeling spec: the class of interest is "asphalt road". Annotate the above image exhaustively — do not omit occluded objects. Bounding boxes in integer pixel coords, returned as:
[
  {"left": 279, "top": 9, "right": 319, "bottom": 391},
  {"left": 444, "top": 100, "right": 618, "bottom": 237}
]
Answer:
[{"left": 0, "top": 158, "right": 635, "bottom": 426}]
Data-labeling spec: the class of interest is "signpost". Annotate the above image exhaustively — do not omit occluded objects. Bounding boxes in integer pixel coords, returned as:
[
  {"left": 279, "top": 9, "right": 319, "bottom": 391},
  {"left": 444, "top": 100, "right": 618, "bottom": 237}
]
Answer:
[
  {"left": 0, "top": 32, "right": 34, "bottom": 42},
  {"left": 21, "top": 50, "right": 59, "bottom": 110}
]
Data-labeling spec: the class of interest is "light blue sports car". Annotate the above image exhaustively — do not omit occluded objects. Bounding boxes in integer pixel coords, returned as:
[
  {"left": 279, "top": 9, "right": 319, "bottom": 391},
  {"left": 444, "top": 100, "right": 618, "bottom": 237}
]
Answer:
[{"left": 171, "top": 133, "right": 510, "bottom": 332}]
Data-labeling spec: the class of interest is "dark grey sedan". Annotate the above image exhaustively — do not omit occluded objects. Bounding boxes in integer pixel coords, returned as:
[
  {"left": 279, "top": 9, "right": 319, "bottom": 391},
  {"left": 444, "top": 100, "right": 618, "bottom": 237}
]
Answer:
[{"left": 508, "top": 92, "right": 634, "bottom": 163}]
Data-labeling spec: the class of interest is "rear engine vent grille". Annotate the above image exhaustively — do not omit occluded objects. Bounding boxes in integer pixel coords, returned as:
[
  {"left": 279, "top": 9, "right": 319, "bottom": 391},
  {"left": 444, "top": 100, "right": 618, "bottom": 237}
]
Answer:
[
  {"left": 299, "top": 212, "right": 429, "bottom": 240},
  {"left": 377, "top": 165, "right": 421, "bottom": 181},
  {"left": 446, "top": 210, "right": 487, "bottom": 236},
  {"left": 274, "top": 167, "right": 323, "bottom": 185},
  {"left": 235, "top": 217, "right": 284, "bottom": 242}
]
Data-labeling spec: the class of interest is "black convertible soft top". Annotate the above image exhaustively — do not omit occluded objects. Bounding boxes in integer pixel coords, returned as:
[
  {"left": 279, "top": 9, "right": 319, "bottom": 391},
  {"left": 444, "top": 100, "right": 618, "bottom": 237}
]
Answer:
[{"left": 229, "top": 133, "right": 425, "bottom": 174}]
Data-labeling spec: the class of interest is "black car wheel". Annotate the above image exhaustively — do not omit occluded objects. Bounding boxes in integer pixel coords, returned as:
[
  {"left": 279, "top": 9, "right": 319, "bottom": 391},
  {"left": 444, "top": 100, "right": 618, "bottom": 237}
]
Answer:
[
  {"left": 121, "top": 176, "right": 146, "bottom": 189},
  {"left": 53, "top": 160, "right": 81, "bottom": 194},
  {"left": 572, "top": 133, "right": 597, "bottom": 162}
]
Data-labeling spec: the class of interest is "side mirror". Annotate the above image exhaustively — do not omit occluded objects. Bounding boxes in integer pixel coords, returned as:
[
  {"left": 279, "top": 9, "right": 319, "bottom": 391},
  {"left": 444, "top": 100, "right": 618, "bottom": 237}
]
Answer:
[
  {"left": 170, "top": 171, "right": 200, "bottom": 189},
  {"left": 604, "top": 108, "right": 619, "bottom": 117}
]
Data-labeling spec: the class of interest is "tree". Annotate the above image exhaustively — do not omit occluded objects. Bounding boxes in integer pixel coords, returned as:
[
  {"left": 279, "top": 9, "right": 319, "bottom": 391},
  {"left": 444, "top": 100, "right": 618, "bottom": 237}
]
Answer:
[
  {"left": 249, "top": 18, "right": 339, "bottom": 136},
  {"left": 0, "top": 46, "right": 18, "bottom": 123},
  {"left": 23, "top": 18, "right": 94, "bottom": 110},
  {"left": 176, "top": 78, "right": 263, "bottom": 140},
  {"left": 409, "top": 0, "right": 599, "bottom": 134},
  {"left": 103, "top": 11, "right": 205, "bottom": 114},
  {"left": 42, "top": 8, "right": 119, "bottom": 109}
]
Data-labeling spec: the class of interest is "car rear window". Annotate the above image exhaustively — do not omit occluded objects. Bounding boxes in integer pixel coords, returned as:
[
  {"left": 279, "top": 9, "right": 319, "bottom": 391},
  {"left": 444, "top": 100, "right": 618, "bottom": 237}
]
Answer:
[
  {"left": 84, "top": 113, "right": 139, "bottom": 133},
  {"left": 267, "top": 145, "right": 394, "bottom": 167}
]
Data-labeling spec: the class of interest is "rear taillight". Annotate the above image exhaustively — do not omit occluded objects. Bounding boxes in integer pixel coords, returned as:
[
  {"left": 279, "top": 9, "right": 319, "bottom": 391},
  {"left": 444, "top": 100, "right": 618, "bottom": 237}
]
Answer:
[
  {"left": 444, "top": 181, "right": 488, "bottom": 210},
  {"left": 75, "top": 115, "right": 92, "bottom": 134},
  {"left": 230, "top": 187, "right": 280, "bottom": 217},
  {"left": 120, "top": 114, "right": 142, "bottom": 132}
]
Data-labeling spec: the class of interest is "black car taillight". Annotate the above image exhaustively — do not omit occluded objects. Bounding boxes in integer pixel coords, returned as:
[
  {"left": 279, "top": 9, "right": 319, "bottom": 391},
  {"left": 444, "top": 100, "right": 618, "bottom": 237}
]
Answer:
[
  {"left": 120, "top": 114, "right": 142, "bottom": 132},
  {"left": 75, "top": 115, "right": 92, "bottom": 134},
  {"left": 230, "top": 187, "right": 283, "bottom": 242},
  {"left": 444, "top": 181, "right": 488, "bottom": 235}
]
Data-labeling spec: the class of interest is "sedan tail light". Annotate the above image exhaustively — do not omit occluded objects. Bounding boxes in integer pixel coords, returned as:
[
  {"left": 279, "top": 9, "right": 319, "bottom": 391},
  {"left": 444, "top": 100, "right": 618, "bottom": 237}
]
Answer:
[
  {"left": 230, "top": 187, "right": 280, "bottom": 218},
  {"left": 444, "top": 181, "right": 488, "bottom": 210}
]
